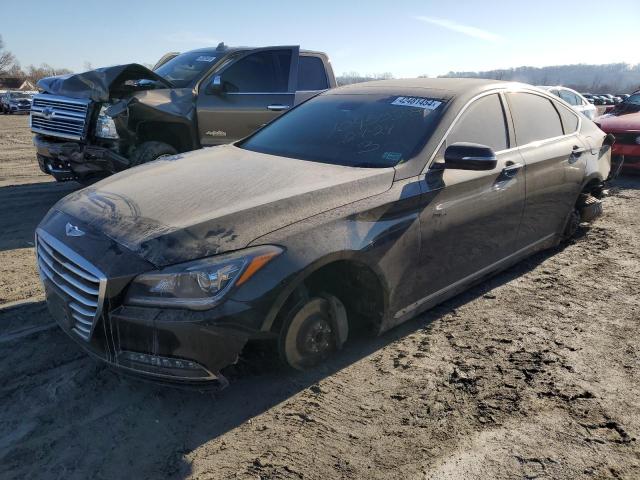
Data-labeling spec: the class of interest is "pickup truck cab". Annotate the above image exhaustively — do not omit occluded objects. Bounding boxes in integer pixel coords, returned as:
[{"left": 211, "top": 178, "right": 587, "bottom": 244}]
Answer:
[{"left": 31, "top": 44, "right": 336, "bottom": 182}]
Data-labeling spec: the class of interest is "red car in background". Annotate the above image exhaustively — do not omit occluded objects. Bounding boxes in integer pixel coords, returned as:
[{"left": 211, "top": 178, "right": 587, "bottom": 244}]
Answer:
[{"left": 596, "top": 91, "right": 640, "bottom": 173}]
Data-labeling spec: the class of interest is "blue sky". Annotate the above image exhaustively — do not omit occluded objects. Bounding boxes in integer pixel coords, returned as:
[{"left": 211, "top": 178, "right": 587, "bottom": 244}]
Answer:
[{"left": 3, "top": 0, "right": 639, "bottom": 76}]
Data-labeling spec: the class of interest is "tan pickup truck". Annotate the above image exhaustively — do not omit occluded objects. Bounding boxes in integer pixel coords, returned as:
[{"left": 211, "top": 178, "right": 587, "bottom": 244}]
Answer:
[{"left": 30, "top": 43, "right": 335, "bottom": 182}]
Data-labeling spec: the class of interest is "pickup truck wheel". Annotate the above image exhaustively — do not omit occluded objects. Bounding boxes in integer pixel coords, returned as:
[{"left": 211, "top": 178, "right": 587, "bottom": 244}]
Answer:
[
  {"left": 279, "top": 295, "right": 346, "bottom": 371},
  {"left": 130, "top": 141, "right": 177, "bottom": 167}
]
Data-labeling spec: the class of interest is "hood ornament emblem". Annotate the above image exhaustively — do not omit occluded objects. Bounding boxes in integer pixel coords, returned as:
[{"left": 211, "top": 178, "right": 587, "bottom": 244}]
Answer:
[{"left": 65, "top": 223, "right": 85, "bottom": 237}]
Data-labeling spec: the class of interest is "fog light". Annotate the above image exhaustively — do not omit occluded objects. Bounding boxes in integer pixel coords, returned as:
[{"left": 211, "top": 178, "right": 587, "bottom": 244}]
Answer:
[
  {"left": 635, "top": 136, "right": 640, "bottom": 145},
  {"left": 119, "top": 351, "right": 204, "bottom": 370}
]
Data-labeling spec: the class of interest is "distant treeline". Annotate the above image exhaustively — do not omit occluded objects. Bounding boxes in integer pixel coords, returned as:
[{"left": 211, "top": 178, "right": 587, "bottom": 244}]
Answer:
[
  {"left": 440, "top": 63, "right": 640, "bottom": 94},
  {"left": 336, "top": 71, "right": 395, "bottom": 86}
]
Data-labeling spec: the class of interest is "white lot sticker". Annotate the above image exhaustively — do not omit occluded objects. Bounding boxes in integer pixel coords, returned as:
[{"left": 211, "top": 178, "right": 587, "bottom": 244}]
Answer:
[
  {"left": 195, "top": 56, "right": 216, "bottom": 62},
  {"left": 391, "top": 96, "right": 442, "bottom": 110}
]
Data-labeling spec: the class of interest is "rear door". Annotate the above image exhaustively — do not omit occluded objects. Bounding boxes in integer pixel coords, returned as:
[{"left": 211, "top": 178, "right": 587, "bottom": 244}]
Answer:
[
  {"left": 196, "top": 46, "right": 299, "bottom": 145},
  {"left": 506, "top": 91, "right": 586, "bottom": 246},
  {"left": 412, "top": 92, "right": 526, "bottom": 306}
]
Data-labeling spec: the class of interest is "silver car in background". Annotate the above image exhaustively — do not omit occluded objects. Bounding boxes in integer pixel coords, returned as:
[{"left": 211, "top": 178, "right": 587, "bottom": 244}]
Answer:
[{"left": 539, "top": 86, "right": 597, "bottom": 120}]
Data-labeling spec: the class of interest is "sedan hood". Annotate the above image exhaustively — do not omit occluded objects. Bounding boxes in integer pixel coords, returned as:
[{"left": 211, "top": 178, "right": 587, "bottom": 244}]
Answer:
[{"left": 54, "top": 145, "right": 395, "bottom": 266}]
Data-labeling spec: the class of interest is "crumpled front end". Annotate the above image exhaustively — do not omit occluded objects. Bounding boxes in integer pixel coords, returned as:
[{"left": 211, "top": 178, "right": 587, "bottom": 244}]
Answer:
[
  {"left": 36, "top": 209, "right": 255, "bottom": 386},
  {"left": 31, "top": 64, "right": 197, "bottom": 181}
]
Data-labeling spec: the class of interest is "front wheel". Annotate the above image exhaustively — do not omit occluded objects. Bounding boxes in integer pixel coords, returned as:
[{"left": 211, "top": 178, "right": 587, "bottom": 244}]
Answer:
[
  {"left": 279, "top": 295, "right": 348, "bottom": 371},
  {"left": 129, "top": 141, "right": 177, "bottom": 167}
]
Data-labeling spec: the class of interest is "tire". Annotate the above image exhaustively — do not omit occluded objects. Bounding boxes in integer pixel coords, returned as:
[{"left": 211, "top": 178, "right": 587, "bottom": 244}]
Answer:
[
  {"left": 279, "top": 295, "right": 347, "bottom": 371},
  {"left": 579, "top": 195, "right": 603, "bottom": 223},
  {"left": 129, "top": 141, "right": 177, "bottom": 167},
  {"left": 562, "top": 208, "right": 580, "bottom": 240}
]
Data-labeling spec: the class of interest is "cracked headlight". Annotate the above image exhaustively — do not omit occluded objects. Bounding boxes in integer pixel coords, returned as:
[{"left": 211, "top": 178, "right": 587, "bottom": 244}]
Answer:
[
  {"left": 95, "top": 105, "right": 119, "bottom": 139},
  {"left": 124, "top": 245, "right": 283, "bottom": 310}
]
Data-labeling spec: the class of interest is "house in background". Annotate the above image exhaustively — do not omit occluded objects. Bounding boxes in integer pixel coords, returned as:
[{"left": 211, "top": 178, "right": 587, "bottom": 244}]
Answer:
[{"left": 0, "top": 77, "right": 37, "bottom": 92}]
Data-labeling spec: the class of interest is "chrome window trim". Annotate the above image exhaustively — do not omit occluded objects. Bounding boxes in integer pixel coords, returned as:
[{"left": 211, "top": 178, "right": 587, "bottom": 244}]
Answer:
[
  {"left": 421, "top": 87, "right": 583, "bottom": 174},
  {"left": 225, "top": 92, "right": 295, "bottom": 96}
]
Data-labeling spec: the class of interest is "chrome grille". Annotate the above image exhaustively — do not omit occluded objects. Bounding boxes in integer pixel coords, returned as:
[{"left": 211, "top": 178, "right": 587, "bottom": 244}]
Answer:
[
  {"left": 30, "top": 94, "right": 91, "bottom": 141},
  {"left": 36, "top": 229, "right": 106, "bottom": 341}
]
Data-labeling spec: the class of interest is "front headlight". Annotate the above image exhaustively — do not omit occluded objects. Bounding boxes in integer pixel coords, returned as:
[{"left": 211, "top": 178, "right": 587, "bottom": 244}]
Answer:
[
  {"left": 95, "top": 105, "right": 119, "bottom": 139},
  {"left": 124, "top": 245, "right": 283, "bottom": 310}
]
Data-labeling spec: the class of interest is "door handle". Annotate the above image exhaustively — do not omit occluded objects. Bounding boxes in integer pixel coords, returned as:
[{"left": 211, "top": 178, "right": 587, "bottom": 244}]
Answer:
[
  {"left": 569, "top": 145, "right": 587, "bottom": 163},
  {"left": 571, "top": 145, "right": 587, "bottom": 156},
  {"left": 267, "top": 104, "right": 290, "bottom": 111},
  {"left": 501, "top": 162, "right": 523, "bottom": 178}
]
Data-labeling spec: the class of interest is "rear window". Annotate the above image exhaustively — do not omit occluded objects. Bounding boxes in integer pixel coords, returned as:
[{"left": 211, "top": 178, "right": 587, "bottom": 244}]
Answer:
[
  {"left": 239, "top": 94, "right": 446, "bottom": 167},
  {"left": 508, "top": 93, "right": 564, "bottom": 145},
  {"left": 297, "top": 56, "right": 328, "bottom": 91}
]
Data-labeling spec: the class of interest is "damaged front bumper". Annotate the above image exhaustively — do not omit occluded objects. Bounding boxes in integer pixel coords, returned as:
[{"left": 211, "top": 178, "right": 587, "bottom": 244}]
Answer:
[
  {"left": 34, "top": 135, "right": 129, "bottom": 181},
  {"left": 42, "top": 267, "right": 257, "bottom": 387},
  {"left": 36, "top": 211, "right": 271, "bottom": 386}
]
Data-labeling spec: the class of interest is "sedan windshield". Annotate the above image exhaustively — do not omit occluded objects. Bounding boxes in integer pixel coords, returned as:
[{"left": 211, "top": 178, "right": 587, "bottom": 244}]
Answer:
[
  {"left": 239, "top": 94, "right": 446, "bottom": 167},
  {"left": 9, "top": 92, "right": 30, "bottom": 99},
  {"left": 154, "top": 52, "right": 218, "bottom": 88}
]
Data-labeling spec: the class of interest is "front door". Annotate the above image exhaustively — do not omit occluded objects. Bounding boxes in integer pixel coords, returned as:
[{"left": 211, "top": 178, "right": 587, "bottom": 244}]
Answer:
[
  {"left": 196, "top": 47, "right": 299, "bottom": 145},
  {"left": 408, "top": 93, "right": 526, "bottom": 313}
]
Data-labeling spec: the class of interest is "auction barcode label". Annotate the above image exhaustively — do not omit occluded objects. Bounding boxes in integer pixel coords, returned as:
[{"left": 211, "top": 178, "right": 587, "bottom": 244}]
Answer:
[{"left": 391, "top": 97, "right": 442, "bottom": 110}]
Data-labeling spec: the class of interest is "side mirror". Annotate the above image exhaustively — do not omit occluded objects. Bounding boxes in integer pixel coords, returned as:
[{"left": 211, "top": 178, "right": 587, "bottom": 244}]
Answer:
[
  {"left": 207, "top": 75, "right": 223, "bottom": 95},
  {"left": 444, "top": 142, "right": 497, "bottom": 171}
]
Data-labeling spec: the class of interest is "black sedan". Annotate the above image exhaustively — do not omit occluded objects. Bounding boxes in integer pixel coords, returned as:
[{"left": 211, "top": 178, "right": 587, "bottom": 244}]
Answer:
[{"left": 36, "top": 79, "right": 613, "bottom": 385}]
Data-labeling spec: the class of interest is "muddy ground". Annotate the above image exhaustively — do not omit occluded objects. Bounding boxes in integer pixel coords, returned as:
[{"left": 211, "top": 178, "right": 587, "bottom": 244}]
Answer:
[{"left": 0, "top": 114, "right": 638, "bottom": 479}]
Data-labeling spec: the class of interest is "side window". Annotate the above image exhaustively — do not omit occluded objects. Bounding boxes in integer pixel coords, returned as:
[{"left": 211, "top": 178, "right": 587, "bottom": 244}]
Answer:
[
  {"left": 554, "top": 101, "right": 580, "bottom": 134},
  {"left": 298, "top": 56, "right": 329, "bottom": 91},
  {"left": 222, "top": 50, "right": 291, "bottom": 93},
  {"left": 445, "top": 94, "right": 509, "bottom": 152},
  {"left": 507, "top": 93, "right": 564, "bottom": 145},
  {"left": 559, "top": 89, "right": 579, "bottom": 106}
]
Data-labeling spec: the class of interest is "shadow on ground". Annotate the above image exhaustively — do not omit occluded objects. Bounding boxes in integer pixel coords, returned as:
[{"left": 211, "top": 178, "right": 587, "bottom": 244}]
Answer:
[
  {"left": 0, "top": 181, "right": 79, "bottom": 251},
  {"left": 0, "top": 233, "right": 579, "bottom": 479}
]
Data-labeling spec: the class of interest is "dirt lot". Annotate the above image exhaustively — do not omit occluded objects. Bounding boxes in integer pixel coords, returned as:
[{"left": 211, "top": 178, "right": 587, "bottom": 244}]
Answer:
[{"left": 1, "top": 114, "right": 639, "bottom": 479}]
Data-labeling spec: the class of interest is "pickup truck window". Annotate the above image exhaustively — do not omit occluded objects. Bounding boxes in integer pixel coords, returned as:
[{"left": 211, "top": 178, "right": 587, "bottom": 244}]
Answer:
[
  {"left": 223, "top": 51, "right": 291, "bottom": 93},
  {"left": 298, "top": 56, "right": 328, "bottom": 91},
  {"left": 239, "top": 94, "right": 445, "bottom": 167},
  {"left": 154, "top": 51, "right": 218, "bottom": 87},
  {"left": 508, "top": 92, "right": 564, "bottom": 145}
]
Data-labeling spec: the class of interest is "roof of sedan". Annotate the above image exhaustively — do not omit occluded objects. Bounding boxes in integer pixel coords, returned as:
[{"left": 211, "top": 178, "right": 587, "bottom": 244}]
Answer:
[{"left": 329, "top": 78, "right": 523, "bottom": 100}]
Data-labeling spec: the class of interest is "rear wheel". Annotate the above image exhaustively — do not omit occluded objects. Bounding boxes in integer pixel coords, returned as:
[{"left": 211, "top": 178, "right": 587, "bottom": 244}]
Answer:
[
  {"left": 129, "top": 141, "right": 177, "bottom": 167},
  {"left": 279, "top": 295, "right": 347, "bottom": 371}
]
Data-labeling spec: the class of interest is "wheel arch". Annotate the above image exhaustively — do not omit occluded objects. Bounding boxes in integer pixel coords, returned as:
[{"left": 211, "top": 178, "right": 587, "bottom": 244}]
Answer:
[
  {"left": 135, "top": 121, "right": 197, "bottom": 153},
  {"left": 262, "top": 251, "right": 390, "bottom": 336}
]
